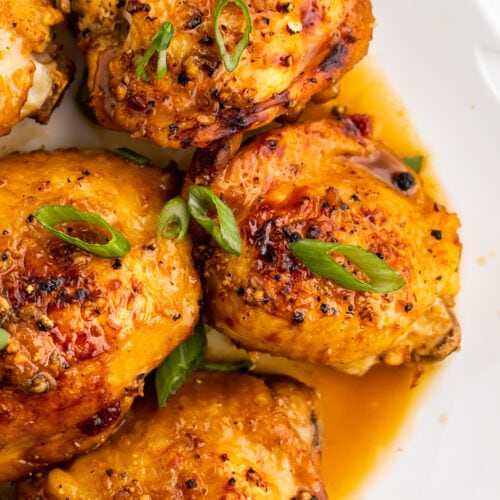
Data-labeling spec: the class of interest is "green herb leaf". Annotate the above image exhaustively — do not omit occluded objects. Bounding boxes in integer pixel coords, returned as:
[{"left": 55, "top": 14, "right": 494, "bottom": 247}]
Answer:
[
  {"left": 289, "top": 239, "right": 406, "bottom": 293},
  {"left": 187, "top": 186, "right": 241, "bottom": 255},
  {"left": 402, "top": 156, "right": 424, "bottom": 173},
  {"left": 200, "top": 360, "right": 253, "bottom": 372},
  {"left": 135, "top": 21, "right": 174, "bottom": 81},
  {"left": 113, "top": 148, "right": 150, "bottom": 165},
  {"left": 157, "top": 196, "right": 190, "bottom": 241},
  {"left": 0, "top": 328, "right": 9, "bottom": 351},
  {"left": 155, "top": 321, "right": 207, "bottom": 408},
  {"left": 34, "top": 205, "right": 131, "bottom": 258},
  {"left": 213, "top": 0, "right": 252, "bottom": 73}
]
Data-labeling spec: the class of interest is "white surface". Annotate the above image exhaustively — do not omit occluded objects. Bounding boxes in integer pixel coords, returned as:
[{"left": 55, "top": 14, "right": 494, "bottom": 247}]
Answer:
[
  {"left": 363, "top": 0, "right": 500, "bottom": 499},
  {"left": 0, "top": 1, "right": 499, "bottom": 498}
]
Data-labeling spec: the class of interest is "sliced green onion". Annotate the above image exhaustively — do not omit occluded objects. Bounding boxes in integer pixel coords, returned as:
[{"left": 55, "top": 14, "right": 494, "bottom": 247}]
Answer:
[
  {"left": 200, "top": 360, "right": 253, "bottom": 372},
  {"left": 34, "top": 205, "right": 131, "bottom": 258},
  {"left": 157, "top": 196, "right": 190, "bottom": 241},
  {"left": 0, "top": 328, "right": 9, "bottom": 351},
  {"left": 289, "top": 239, "right": 406, "bottom": 293},
  {"left": 113, "top": 148, "right": 150, "bottom": 165},
  {"left": 135, "top": 21, "right": 174, "bottom": 81},
  {"left": 402, "top": 156, "right": 424, "bottom": 173},
  {"left": 187, "top": 186, "right": 241, "bottom": 255},
  {"left": 213, "top": 0, "right": 252, "bottom": 72},
  {"left": 155, "top": 321, "right": 207, "bottom": 408}
]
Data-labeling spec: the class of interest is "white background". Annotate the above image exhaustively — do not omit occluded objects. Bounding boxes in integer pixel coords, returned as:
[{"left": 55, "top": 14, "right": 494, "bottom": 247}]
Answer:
[{"left": 363, "top": 0, "right": 500, "bottom": 498}]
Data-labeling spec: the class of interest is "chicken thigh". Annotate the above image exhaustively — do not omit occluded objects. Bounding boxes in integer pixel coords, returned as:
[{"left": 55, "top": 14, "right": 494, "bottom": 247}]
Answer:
[
  {"left": 185, "top": 118, "right": 461, "bottom": 374},
  {"left": 0, "top": 0, "right": 72, "bottom": 136},
  {"left": 0, "top": 150, "right": 200, "bottom": 480},
  {"left": 18, "top": 371, "right": 326, "bottom": 499},
  {"left": 67, "top": 0, "right": 373, "bottom": 147}
]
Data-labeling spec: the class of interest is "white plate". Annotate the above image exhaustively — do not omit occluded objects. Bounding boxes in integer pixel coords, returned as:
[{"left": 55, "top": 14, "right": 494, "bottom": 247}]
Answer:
[
  {"left": 363, "top": 1, "right": 500, "bottom": 499},
  {"left": 1, "top": 1, "right": 499, "bottom": 498}
]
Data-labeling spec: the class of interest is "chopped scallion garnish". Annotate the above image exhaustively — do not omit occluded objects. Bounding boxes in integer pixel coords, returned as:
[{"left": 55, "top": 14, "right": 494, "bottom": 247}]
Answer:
[
  {"left": 34, "top": 205, "right": 131, "bottom": 258},
  {"left": 402, "top": 156, "right": 424, "bottom": 173},
  {"left": 113, "top": 148, "right": 150, "bottom": 165},
  {"left": 0, "top": 328, "right": 9, "bottom": 351},
  {"left": 155, "top": 321, "right": 207, "bottom": 408},
  {"left": 289, "top": 239, "right": 406, "bottom": 293},
  {"left": 213, "top": 0, "right": 252, "bottom": 73},
  {"left": 200, "top": 360, "right": 252, "bottom": 372},
  {"left": 187, "top": 186, "right": 241, "bottom": 255},
  {"left": 135, "top": 21, "right": 174, "bottom": 81},
  {"left": 157, "top": 196, "right": 190, "bottom": 241},
  {"left": 155, "top": 322, "right": 253, "bottom": 408}
]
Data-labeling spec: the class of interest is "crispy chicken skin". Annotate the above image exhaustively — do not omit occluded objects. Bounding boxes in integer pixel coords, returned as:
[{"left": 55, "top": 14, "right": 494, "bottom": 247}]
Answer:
[
  {"left": 185, "top": 119, "right": 461, "bottom": 374},
  {"left": 18, "top": 371, "right": 326, "bottom": 499},
  {"left": 0, "top": 1, "right": 73, "bottom": 137},
  {"left": 68, "top": 0, "right": 373, "bottom": 148},
  {"left": 0, "top": 150, "right": 200, "bottom": 481}
]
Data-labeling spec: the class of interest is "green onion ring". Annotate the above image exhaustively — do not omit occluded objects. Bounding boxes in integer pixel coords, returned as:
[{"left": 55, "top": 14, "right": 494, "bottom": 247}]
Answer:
[
  {"left": 0, "top": 328, "right": 9, "bottom": 351},
  {"left": 213, "top": 0, "right": 252, "bottom": 73},
  {"left": 157, "top": 196, "right": 190, "bottom": 241},
  {"left": 113, "top": 148, "right": 150, "bottom": 165},
  {"left": 155, "top": 321, "right": 207, "bottom": 408},
  {"left": 187, "top": 185, "right": 241, "bottom": 255},
  {"left": 34, "top": 205, "right": 131, "bottom": 258},
  {"left": 402, "top": 156, "right": 424, "bottom": 173},
  {"left": 289, "top": 239, "right": 406, "bottom": 293},
  {"left": 135, "top": 21, "right": 175, "bottom": 81}
]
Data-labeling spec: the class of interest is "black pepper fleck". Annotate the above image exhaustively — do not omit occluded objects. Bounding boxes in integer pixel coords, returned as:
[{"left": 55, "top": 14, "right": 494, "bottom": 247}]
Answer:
[
  {"left": 340, "top": 203, "right": 349, "bottom": 211},
  {"left": 430, "top": 229, "right": 442, "bottom": 240},
  {"left": 404, "top": 303, "right": 413, "bottom": 312},
  {"left": 26, "top": 214, "right": 35, "bottom": 223},
  {"left": 2, "top": 230, "right": 9, "bottom": 235},
  {"left": 293, "top": 311, "right": 304, "bottom": 323},
  {"left": 228, "top": 477, "right": 236, "bottom": 486},
  {"left": 112, "top": 259, "right": 122, "bottom": 270},
  {"left": 351, "top": 194, "right": 360, "bottom": 202},
  {"left": 393, "top": 172, "right": 415, "bottom": 191},
  {"left": 185, "top": 14, "right": 202, "bottom": 29},
  {"left": 178, "top": 71, "right": 190, "bottom": 85},
  {"left": 1, "top": 252, "right": 7, "bottom": 261},
  {"left": 106, "top": 469, "right": 114, "bottom": 477},
  {"left": 236, "top": 287, "right": 244, "bottom": 296},
  {"left": 185, "top": 479, "right": 197, "bottom": 489},
  {"left": 320, "top": 304, "right": 330, "bottom": 314}
]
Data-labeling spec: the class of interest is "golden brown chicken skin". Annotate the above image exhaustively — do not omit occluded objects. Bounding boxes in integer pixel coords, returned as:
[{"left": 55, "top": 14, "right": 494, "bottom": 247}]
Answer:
[
  {"left": 0, "top": 0, "right": 72, "bottom": 137},
  {"left": 68, "top": 0, "right": 373, "bottom": 148},
  {"left": 18, "top": 371, "right": 326, "bottom": 499},
  {"left": 185, "top": 118, "right": 461, "bottom": 374},
  {"left": 0, "top": 150, "right": 200, "bottom": 481}
]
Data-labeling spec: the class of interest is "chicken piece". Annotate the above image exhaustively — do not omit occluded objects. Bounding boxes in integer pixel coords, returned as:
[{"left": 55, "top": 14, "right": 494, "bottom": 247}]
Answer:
[
  {"left": 0, "top": 1, "right": 73, "bottom": 137},
  {"left": 185, "top": 118, "right": 461, "bottom": 375},
  {"left": 17, "top": 371, "right": 325, "bottom": 499},
  {"left": 0, "top": 150, "right": 200, "bottom": 481},
  {"left": 67, "top": 0, "right": 373, "bottom": 148}
]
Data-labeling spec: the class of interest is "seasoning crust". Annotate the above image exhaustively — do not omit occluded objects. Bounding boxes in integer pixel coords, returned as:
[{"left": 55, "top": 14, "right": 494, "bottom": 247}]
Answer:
[
  {"left": 0, "top": 150, "right": 200, "bottom": 480},
  {"left": 185, "top": 118, "right": 461, "bottom": 374}
]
